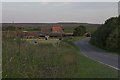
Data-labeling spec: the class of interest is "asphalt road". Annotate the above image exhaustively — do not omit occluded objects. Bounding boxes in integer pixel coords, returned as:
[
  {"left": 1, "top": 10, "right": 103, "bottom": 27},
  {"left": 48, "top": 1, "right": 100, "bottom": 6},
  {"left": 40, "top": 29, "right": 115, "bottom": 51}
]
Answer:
[{"left": 74, "top": 37, "right": 120, "bottom": 70}]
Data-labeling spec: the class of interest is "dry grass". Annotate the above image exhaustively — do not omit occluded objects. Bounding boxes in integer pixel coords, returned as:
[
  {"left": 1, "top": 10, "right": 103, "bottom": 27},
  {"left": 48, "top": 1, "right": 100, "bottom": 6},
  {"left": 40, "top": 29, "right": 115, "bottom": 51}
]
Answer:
[
  {"left": 2, "top": 36, "right": 118, "bottom": 78},
  {"left": 2, "top": 37, "right": 79, "bottom": 78}
]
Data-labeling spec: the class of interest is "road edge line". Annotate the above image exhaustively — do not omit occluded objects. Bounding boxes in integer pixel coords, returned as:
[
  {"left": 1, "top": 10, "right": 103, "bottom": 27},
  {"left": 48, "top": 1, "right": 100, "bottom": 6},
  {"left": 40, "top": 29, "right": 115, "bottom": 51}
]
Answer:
[{"left": 81, "top": 52, "right": 120, "bottom": 71}]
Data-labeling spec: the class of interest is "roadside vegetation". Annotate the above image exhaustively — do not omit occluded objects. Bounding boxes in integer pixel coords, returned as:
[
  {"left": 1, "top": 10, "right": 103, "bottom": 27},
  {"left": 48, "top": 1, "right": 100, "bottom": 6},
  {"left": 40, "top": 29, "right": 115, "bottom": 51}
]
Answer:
[
  {"left": 73, "top": 25, "right": 86, "bottom": 36},
  {"left": 90, "top": 16, "right": 120, "bottom": 53},
  {"left": 2, "top": 35, "right": 118, "bottom": 78},
  {"left": 2, "top": 21, "right": 117, "bottom": 78}
]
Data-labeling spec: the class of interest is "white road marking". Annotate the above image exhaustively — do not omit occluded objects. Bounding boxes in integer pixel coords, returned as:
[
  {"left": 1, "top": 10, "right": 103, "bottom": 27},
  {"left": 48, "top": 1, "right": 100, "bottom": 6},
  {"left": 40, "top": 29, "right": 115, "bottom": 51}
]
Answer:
[{"left": 81, "top": 52, "right": 120, "bottom": 71}]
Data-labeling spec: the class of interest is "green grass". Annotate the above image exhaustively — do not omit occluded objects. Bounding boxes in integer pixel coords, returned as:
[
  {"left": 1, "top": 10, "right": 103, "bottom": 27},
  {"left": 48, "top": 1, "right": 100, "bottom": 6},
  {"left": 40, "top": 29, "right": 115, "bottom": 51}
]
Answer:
[
  {"left": 86, "top": 26, "right": 98, "bottom": 33},
  {"left": 63, "top": 36, "right": 85, "bottom": 42},
  {"left": 64, "top": 27, "right": 74, "bottom": 33},
  {"left": 63, "top": 26, "right": 98, "bottom": 33},
  {"left": 72, "top": 51, "right": 118, "bottom": 78},
  {"left": 26, "top": 39, "right": 60, "bottom": 44},
  {"left": 3, "top": 38, "right": 81, "bottom": 78},
  {"left": 2, "top": 36, "right": 118, "bottom": 78}
]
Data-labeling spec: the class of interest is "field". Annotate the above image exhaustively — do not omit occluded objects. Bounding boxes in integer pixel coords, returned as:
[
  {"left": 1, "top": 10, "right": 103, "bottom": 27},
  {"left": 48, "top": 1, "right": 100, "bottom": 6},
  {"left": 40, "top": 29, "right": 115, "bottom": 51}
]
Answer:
[
  {"left": 2, "top": 36, "right": 118, "bottom": 78},
  {"left": 2, "top": 23, "right": 100, "bottom": 33},
  {"left": 25, "top": 38, "right": 60, "bottom": 44},
  {"left": 63, "top": 26, "right": 98, "bottom": 33}
]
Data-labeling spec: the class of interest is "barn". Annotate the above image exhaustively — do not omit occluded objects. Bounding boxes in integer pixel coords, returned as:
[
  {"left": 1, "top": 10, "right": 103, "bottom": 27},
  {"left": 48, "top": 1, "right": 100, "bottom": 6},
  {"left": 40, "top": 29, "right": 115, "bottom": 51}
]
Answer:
[
  {"left": 23, "top": 31, "right": 39, "bottom": 39},
  {"left": 51, "top": 26, "right": 64, "bottom": 37},
  {"left": 52, "top": 26, "right": 63, "bottom": 33}
]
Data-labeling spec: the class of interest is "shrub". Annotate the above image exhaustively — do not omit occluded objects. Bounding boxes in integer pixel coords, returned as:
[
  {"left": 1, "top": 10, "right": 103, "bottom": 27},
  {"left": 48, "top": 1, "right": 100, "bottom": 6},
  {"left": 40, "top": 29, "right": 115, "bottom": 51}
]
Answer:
[
  {"left": 73, "top": 25, "right": 86, "bottom": 36},
  {"left": 90, "top": 16, "right": 119, "bottom": 53}
]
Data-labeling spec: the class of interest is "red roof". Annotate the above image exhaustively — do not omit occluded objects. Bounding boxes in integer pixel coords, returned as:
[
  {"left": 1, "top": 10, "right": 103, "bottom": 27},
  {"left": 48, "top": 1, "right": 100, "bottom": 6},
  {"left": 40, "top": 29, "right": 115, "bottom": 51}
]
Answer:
[{"left": 52, "top": 26, "right": 62, "bottom": 31}]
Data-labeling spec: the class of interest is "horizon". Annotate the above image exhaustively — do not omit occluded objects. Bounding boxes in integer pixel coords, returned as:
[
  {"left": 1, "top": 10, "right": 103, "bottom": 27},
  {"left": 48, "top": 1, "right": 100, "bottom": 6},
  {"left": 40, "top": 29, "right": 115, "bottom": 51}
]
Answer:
[{"left": 1, "top": 22, "right": 102, "bottom": 24}]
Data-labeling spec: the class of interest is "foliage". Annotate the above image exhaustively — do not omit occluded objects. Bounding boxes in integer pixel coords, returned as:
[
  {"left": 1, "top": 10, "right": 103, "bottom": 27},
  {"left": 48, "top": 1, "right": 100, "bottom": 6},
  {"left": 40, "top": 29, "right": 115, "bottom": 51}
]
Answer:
[
  {"left": 2, "top": 26, "right": 40, "bottom": 31},
  {"left": 25, "top": 27, "right": 40, "bottom": 31},
  {"left": 106, "top": 28, "right": 118, "bottom": 51},
  {"left": 3, "top": 26, "right": 16, "bottom": 31},
  {"left": 90, "top": 16, "right": 120, "bottom": 53},
  {"left": 2, "top": 36, "right": 117, "bottom": 78},
  {"left": 73, "top": 25, "right": 86, "bottom": 36}
]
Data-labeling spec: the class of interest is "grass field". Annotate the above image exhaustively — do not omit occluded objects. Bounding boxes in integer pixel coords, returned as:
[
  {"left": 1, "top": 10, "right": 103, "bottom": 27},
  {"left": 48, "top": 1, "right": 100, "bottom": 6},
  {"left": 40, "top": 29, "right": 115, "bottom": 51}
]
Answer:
[
  {"left": 64, "top": 27, "right": 75, "bottom": 33},
  {"left": 63, "top": 26, "right": 98, "bottom": 33},
  {"left": 25, "top": 38, "right": 60, "bottom": 44},
  {"left": 2, "top": 36, "right": 118, "bottom": 78}
]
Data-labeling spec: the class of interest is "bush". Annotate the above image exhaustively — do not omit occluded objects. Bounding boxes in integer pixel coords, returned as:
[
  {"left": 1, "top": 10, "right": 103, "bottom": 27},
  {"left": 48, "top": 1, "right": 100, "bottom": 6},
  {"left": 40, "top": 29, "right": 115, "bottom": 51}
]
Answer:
[
  {"left": 90, "top": 16, "right": 120, "bottom": 53},
  {"left": 73, "top": 25, "right": 86, "bottom": 36}
]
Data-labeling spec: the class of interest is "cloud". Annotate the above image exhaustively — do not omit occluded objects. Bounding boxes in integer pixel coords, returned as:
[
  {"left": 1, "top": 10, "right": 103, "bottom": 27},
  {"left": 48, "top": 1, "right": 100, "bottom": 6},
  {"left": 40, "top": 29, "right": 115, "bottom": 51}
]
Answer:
[
  {"left": 1, "top": 0, "right": 120, "bottom": 2},
  {"left": 41, "top": 2, "right": 49, "bottom": 5},
  {"left": 2, "top": 2, "right": 118, "bottom": 23}
]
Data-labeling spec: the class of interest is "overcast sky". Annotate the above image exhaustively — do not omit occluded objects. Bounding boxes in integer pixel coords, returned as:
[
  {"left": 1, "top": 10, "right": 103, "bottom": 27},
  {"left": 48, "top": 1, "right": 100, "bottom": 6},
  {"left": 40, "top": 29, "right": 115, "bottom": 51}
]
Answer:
[
  {"left": 2, "top": 2, "right": 118, "bottom": 24},
  {"left": 118, "top": 2, "right": 120, "bottom": 15}
]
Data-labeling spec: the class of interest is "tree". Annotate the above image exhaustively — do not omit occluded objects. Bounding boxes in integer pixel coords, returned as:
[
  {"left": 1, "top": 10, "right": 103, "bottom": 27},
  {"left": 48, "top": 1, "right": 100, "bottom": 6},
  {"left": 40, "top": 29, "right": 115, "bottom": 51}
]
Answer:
[
  {"left": 73, "top": 25, "right": 86, "bottom": 36},
  {"left": 90, "top": 16, "right": 120, "bottom": 53},
  {"left": 106, "top": 28, "right": 118, "bottom": 51}
]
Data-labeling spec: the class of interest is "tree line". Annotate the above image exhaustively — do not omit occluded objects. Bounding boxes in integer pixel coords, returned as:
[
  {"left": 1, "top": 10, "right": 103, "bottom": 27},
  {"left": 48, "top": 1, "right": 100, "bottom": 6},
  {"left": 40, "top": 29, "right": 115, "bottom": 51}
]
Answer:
[{"left": 90, "top": 16, "right": 120, "bottom": 53}]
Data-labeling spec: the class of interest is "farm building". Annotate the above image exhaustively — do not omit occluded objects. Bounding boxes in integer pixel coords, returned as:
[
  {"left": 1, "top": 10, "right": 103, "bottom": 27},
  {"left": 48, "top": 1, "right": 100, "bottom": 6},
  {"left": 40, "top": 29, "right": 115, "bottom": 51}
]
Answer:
[
  {"left": 51, "top": 26, "right": 64, "bottom": 37},
  {"left": 84, "top": 32, "right": 91, "bottom": 37},
  {"left": 52, "top": 26, "right": 63, "bottom": 33},
  {"left": 2, "top": 31, "right": 16, "bottom": 37},
  {"left": 40, "top": 26, "right": 64, "bottom": 37},
  {"left": 3, "top": 26, "right": 72, "bottom": 39},
  {"left": 64, "top": 33, "right": 73, "bottom": 37},
  {"left": 2, "top": 31, "right": 39, "bottom": 39},
  {"left": 23, "top": 31, "right": 39, "bottom": 39},
  {"left": 41, "top": 27, "right": 51, "bottom": 34}
]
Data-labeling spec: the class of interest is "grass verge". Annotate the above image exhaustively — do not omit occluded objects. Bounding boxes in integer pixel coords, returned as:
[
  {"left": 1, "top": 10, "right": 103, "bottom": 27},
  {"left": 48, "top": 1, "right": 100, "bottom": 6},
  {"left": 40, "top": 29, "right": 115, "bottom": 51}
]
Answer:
[{"left": 2, "top": 36, "right": 118, "bottom": 78}]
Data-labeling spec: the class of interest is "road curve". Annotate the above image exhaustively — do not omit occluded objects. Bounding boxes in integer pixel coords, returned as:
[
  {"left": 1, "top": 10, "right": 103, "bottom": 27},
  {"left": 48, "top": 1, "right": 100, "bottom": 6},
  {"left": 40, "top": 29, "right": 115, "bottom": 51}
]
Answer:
[{"left": 74, "top": 37, "right": 120, "bottom": 70}]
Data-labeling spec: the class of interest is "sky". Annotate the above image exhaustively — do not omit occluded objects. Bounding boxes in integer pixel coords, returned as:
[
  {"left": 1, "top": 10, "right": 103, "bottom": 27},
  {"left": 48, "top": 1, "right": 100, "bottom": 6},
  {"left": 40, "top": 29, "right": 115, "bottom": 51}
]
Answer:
[
  {"left": 2, "top": 2, "right": 119, "bottom": 24},
  {"left": 0, "top": 3, "right": 2, "bottom": 23},
  {"left": 1, "top": 0, "right": 120, "bottom": 2},
  {"left": 118, "top": 2, "right": 120, "bottom": 15}
]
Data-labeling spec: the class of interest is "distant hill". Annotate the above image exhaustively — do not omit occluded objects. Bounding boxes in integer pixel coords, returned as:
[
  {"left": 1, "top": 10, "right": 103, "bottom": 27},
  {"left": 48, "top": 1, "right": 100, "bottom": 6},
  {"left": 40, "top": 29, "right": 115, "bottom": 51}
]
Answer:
[{"left": 2, "top": 23, "right": 101, "bottom": 28}]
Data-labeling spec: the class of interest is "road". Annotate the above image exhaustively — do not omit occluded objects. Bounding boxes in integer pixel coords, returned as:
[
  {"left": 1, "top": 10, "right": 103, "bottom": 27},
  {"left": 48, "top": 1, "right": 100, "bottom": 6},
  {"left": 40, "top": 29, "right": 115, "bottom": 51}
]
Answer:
[{"left": 74, "top": 37, "right": 120, "bottom": 70}]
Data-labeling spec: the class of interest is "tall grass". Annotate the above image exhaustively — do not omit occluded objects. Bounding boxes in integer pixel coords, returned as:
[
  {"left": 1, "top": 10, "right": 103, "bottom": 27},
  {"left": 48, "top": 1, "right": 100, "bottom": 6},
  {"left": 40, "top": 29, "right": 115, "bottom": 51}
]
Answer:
[
  {"left": 2, "top": 36, "right": 80, "bottom": 78},
  {"left": 2, "top": 35, "right": 118, "bottom": 78}
]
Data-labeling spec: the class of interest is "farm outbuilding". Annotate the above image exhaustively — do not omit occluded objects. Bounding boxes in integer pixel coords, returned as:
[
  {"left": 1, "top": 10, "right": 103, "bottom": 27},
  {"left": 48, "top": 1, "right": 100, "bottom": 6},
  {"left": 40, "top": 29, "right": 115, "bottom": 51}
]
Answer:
[
  {"left": 41, "top": 27, "right": 51, "bottom": 34},
  {"left": 23, "top": 31, "right": 39, "bottom": 39},
  {"left": 51, "top": 26, "right": 64, "bottom": 38},
  {"left": 52, "top": 26, "right": 63, "bottom": 33},
  {"left": 84, "top": 32, "right": 91, "bottom": 37},
  {"left": 3, "top": 26, "right": 72, "bottom": 39},
  {"left": 40, "top": 26, "right": 64, "bottom": 37}
]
